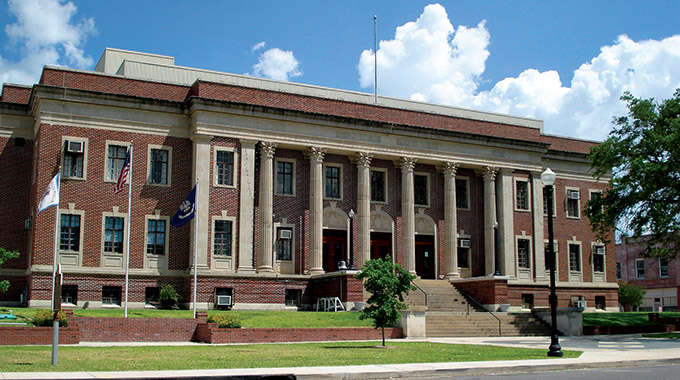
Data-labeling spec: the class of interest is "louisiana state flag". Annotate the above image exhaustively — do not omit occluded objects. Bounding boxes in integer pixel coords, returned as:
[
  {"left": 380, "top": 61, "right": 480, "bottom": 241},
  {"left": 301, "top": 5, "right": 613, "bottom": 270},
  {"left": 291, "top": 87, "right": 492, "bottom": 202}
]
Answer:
[{"left": 170, "top": 185, "right": 196, "bottom": 227}]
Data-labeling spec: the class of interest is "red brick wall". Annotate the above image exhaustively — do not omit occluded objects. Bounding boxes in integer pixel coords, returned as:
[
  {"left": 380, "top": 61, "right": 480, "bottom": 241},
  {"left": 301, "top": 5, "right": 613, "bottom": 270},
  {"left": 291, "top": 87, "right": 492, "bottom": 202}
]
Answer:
[
  {"left": 0, "top": 325, "right": 80, "bottom": 345},
  {"left": 196, "top": 324, "right": 402, "bottom": 344},
  {"left": 75, "top": 317, "right": 198, "bottom": 342},
  {"left": 454, "top": 278, "right": 509, "bottom": 305},
  {"left": 508, "top": 285, "right": 619, "bottom": 309}
]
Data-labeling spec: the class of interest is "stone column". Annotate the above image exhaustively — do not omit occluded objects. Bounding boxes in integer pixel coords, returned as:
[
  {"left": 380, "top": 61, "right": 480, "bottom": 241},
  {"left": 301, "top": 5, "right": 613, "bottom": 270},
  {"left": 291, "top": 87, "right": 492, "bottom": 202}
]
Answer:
[
  {"left": 442, "top": 162, "right": 459, "bottom": 278},
  {"left": 257, "top": 141, "right": 277, "bottom": 273},
  {"left": 308, "top": 147, "right": 326, "bottom": 275},
  {"left": 482, "top": 166, "right": 498, "bottom": 276},
  {"left": 237, "top": 139, "right": 257, "bottom": 273},
  {"left": 400, "top": 157, "right": 417, "bottom": 275},
  {"left": 192, "top": 134, "right": 212, "bottom": 269},
  {"left": 532, "top": 172, "right": 547, "bottom": 280},
  {"left": 496, "top": 169, "right": 515, "bottom": 277},
  {"left": 355, "top": 152, "right": 373, "bottom": 268}
]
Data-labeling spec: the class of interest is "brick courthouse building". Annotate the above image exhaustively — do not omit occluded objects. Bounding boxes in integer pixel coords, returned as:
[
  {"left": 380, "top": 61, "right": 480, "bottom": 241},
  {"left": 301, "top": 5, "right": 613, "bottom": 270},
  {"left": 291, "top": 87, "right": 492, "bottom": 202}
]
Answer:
[{"left": 0, "top": 48, "right": 617, "bottom": 311}]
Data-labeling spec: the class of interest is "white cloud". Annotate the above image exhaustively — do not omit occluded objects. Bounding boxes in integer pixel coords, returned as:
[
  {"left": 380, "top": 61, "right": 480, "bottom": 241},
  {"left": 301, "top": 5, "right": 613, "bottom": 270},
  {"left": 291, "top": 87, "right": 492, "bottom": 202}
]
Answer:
[
  {"left": 251, "top": 47, "right": 302, "bottom": 81},
  {"left": 0, "top": 0, "right": 96, "bottom": 86},
  {"left": 251, "top": 41, "right": 266, "bottom": 52},
  {"left": 358, "top": 3, "right": 680, "bottom": 140}
]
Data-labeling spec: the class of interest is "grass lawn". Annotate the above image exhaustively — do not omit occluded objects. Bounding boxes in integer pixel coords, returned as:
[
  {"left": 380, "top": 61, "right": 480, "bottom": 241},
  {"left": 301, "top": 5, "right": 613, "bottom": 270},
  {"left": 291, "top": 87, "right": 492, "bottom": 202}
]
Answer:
[
  {"left": 642, "top": 332, "right": 680, "bottom": 339},
  {"left": 0, "top": 342, "right": 581, "bottom": 372},
  {"left": 5, "top": 308, "right": 373, "bottom": 328},
  {"left": 583, "top": 312, "right": 680, "bottom": 327}
]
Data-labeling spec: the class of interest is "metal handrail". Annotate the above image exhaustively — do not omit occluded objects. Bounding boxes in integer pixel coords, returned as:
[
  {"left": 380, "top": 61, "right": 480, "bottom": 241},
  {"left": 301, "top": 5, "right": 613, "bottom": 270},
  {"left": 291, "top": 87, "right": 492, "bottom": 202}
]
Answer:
[
  {"left": 461, "top": 291, "right": 502, "bottom": 336},
  {"left": 410, "top": 281, "right": 427, "bottom": 307}
]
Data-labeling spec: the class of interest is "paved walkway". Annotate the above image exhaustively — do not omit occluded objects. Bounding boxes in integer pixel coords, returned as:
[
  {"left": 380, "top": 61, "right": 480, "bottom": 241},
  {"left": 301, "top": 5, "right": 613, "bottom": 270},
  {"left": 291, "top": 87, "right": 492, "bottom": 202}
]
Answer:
[{"left": 2, "top": 334, "right": 680, "bottom": 379}]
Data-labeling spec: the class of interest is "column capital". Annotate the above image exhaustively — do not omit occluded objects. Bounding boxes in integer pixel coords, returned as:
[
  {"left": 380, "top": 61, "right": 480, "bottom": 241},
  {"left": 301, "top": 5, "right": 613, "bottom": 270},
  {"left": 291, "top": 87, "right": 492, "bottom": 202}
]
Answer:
[
  {"left": 399, "top": 157, "right": 417, "bottom": 172},
  {"left": 305, "top": 146, "right": 327, "bottom": 162},
  {"left": 478, "top": 166, "right": 498, "bottom": 181},
  {"left": 439, "top": 162, "right": 459, "bottom": 177},
  {"left": 259, "top": 141, "right": 277, "bottom": 158},
  {"left": 353, "top": 152, "right": 373, "bottom": 167}
]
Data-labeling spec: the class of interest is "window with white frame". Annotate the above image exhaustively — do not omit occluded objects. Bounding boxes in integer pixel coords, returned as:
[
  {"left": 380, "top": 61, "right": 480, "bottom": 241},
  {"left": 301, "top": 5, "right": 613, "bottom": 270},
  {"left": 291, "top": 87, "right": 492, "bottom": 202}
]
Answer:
[
  {"left": 103, "top": 216, "right": 124, "bottom": 254},
  {"left": 515, "top": 180, "right": 530, "bottom": 211},
  {"left": 276, "top": 159, "right": 295, "bottom": 195},
  {"left": 660, "top": 258, "right": 669, "bottom": 278},
  {"left": 146, "top": 219, "right": 167, "bottom": 255},
  {"left": 276, "top": 227, "right": 293, "bottom": 261},
  {"left": 102, "top": 286, "right": 121, "bottom": 306},
  {"left": 215, "top": 150, "right": 234, "bottom": 187},
  {"left": 589, "top": 190, "right": 603, "bottom": 215},
  {"left": 324, "top": 164, "right": 342, "bottom": 199},
  {"left": 62, "top": 139, "right": 86, "bottom": 179},
  {"left": 370, "top": 169, "right": 386, "bottom": 203},
  {"left": 60, "top": 214, "right": 81, "bottom": 252},
  {"left": 636, "top": 258, "right": 645, "bottom": 279},
  {"left": 455, "top": 178, "right": 469, "bottom": 209},
  {"left": 569, "top": 243, "right": 581, "bottom": 272},
  {"left": 414, "top": 173, "right": 429, "bottom": 206},
  {"left": 593, "top": 244, "right": 605, "bottom": 273},
  {"left": 517, "top": 238, "right": 531, "bottom": 269},
  {"left": 616, "top": 262, "right": 622, "bottom": 279},
  {"left": 149, "top": 147, "right": 170, "bottom": 185},
  {"left": 213, "top": 220, "right": 233, "bottom": 256},
  {"left": 106, "top": 144, "right": 128, "bottom": 181},
  {"left": 566, "top": 189, "right": 580, "bottom": 218}
]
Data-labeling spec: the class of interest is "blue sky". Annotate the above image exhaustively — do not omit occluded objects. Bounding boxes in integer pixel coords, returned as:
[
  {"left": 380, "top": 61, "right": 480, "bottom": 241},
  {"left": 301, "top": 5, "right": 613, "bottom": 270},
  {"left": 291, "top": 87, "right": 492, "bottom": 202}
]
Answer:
[{"left": 1, "top": 0, "right": 679, "bottom": 140}]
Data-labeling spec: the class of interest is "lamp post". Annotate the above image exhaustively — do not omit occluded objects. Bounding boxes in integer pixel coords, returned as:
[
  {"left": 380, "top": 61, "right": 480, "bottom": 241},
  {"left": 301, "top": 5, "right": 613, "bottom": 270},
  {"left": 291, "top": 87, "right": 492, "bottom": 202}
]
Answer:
[
  {"left": 541, "top": 168, "right": 563, "bottom": 357},
  {"left": 348, "top": 209, "right": 355, "bottom": 269}
]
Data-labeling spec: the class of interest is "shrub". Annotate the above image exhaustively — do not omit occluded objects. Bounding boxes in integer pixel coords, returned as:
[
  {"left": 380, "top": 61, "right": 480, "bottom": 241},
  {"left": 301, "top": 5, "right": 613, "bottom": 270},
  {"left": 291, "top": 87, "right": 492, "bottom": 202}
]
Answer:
[
  {"left": 32, "top": 309, "right": 68, "bottom": 327},
  {"left": 159, "top": 284, "right": 182, "bottom": 309},
  {"left": 207, "top": 313, "right": 242, "bottom": 328}
]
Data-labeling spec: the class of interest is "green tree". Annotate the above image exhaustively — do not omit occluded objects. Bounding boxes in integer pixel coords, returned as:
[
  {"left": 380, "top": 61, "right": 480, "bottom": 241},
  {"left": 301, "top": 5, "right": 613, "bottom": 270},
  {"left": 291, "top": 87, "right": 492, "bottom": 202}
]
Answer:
[
  {"left": 617, "top": 281, "right": 646, "bottom": 311},
  {"left": 354, "top": 257, "right": 416, "bottom": 346},
  {"left": 587, "top": 89, "right": 680, "bottom": 257},
  {"left": 0, "top": 248, "right": 20, "bottom": 293}
]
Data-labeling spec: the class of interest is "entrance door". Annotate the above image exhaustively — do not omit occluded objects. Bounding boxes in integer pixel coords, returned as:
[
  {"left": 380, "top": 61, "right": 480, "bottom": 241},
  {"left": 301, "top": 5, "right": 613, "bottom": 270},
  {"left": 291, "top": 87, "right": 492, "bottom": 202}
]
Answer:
[
  {"left": 415, "top": 235, "right": 436, "bottom": 279},
  {"left": 322, "top": 230, "right": 346, "bottom": 272},
  {"left": 370, "top": 232, "right": 392, "bottom": 260}
]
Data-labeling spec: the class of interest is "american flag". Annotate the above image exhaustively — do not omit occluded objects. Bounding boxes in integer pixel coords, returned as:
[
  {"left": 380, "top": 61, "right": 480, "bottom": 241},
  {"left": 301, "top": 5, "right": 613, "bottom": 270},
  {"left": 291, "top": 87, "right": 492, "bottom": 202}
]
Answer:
[{"left": 114, "top": 149, "right": 131, "bottom": 195}]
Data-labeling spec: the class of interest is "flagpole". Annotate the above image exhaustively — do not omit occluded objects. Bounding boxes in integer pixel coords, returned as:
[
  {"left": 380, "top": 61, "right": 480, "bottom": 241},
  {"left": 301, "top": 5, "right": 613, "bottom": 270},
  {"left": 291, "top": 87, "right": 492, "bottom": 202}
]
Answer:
[
  {"left": 193, "top": 179, "right": 199, "bottom": 319},
  {"left": 50, "top": 168, "right": 61, "bottom": 367},
  {"left": 124, "top": 143, "right": 133, "bottom": 318}
]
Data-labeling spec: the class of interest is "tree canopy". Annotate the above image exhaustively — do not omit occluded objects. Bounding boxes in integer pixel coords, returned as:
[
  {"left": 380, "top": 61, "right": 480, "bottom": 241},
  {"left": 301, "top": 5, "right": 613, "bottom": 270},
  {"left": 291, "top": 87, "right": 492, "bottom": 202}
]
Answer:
[
  {"left": 354, "top": 257, "right": 416, "bottom": 346},
  {"left": 617, "top": 281, "right": 646, "bottom": 311},
  {"left": 587, "top": 89, "right": 680, "bottom": 257},
  {"left": 0, "top": 248, "right": 20, "bottom": 293}
]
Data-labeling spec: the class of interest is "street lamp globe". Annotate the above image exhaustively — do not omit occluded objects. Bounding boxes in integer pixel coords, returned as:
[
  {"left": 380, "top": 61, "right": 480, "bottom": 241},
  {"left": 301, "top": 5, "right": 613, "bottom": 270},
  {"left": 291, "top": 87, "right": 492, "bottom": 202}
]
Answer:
[{"left": 541, "top": 167, "right": 556, "bottom": 186}]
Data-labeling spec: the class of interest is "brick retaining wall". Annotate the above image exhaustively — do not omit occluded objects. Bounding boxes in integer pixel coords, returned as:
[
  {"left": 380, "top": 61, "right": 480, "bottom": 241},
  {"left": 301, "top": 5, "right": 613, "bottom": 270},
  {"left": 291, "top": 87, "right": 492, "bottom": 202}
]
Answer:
[
  {"left": 75, "top": 317, "right": 199, "bottom": 342},
  {"left": 0, "top": 325, "right": 80, "bottom": 345},
  {"left": 196, "top": 324, "right": 403, "bottom": 344}
]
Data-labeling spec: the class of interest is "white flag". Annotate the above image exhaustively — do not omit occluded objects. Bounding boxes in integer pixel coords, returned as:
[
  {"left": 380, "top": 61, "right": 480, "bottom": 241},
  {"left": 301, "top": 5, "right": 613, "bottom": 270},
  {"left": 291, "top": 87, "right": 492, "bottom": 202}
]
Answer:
[{"left": 38, "top": 172, "right": 60, "bottom": 215}]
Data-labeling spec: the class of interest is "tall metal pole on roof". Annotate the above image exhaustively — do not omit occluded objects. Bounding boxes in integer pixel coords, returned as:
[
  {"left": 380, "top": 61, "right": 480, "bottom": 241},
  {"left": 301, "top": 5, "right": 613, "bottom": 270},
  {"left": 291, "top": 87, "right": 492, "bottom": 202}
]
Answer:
[{"left": 374, "top": 14, "right": 378, "bottom": 104}]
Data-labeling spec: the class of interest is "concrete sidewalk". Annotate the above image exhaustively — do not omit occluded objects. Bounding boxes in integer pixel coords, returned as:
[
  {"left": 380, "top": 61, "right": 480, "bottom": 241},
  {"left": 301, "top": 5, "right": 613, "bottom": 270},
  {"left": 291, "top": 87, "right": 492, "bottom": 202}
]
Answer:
[{"left": 2, "top": 334, "right": 680, "bottom": 379}]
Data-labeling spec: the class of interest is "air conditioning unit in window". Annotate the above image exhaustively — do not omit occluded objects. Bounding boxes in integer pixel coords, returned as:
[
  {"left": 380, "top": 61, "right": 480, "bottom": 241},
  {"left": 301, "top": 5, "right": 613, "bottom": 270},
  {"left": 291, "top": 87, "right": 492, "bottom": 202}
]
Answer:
[
  {"left": 216, "top": 295, "right": 232, "bottom": 306},
  {"left": 459, "top": 239, "right": 471, "bottom": 248},
  {"left": 575, "top": 300, "right": 586, "bottom": 309},
  {"left": 279, "top": 229, "right": 292, "bottom": 240},
  {"left": 568, "top": 190, "right": 580, "bottom": 200},
  {"left": 595, "top": 246, "right": 605, "bottom": 255},
  {"left": 66, "top": 140, "right": 84, "bottom": 153}
]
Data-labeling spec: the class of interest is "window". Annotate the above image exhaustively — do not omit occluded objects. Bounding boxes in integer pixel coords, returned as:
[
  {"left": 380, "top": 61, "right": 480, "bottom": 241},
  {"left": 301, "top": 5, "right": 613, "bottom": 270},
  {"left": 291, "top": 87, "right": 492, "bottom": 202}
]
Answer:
[
  {"left": 276, "top": 228, "right": 293, "bottom": 260},
  {"left": 149, "top": 148, "right": 169, "bottom": 185},
  {"left": 145, "top": 287, "right": 159, "bottom": 306},
  {"left": 414, "top": 174, "right": 429, "bottom": 206},
  {"left": 325, "top": 165, "right": 341, "bottom": 199},
  {"left": 60, "top": 214, "right": 81, "bottom": 251},
  {"left": 616, "top": 262, "right": 622, "bottom": 280},
  {"left": 455, "top": 178, "right": 469, "bottom": 209},
  {"left": 543, "top": 187, "right": 556, "bottom": 216},
  {"left": 285, "top": 289, "right": 301, "bottom": 307},
  {"left": 566, "top": 189, "right": 580, "bottom": 218},
  {"left": 517, "top": 238, "right": 531, "bottom": 269},
  {"left": 636, "top": 258, "right": 645, "bottom": 279},
  {"left": 63, "top": 140, "right": 85, "bottom": 179},
  {"left": 457, "top": 247, "right": 469, "bottom": 268},
  {"left": 370, "top": 169, "right": 386, "bottom": 202},
  {"left": 146, "top": 219, "right": 166, "bottom": 255},
  {"left": 104, "top": 216, "right": 124, "bottom": 254},
  {"left": 595, "top": 296, "right": 606, "bottom": 310},
  {"left": 106, "top": 144, "right": 128, "bottom": 181},
  {"left": 593, "top": 245, "right": 605, "bottom": 273},
  {"left": 521, "top": 294, "right": 534, "bottom": 309},
  {"left": 61, "top": 285, "right": 77, "bottom": 305},
  {"left": 590, "top": 190, "right": 603, "bottom": 214},
  {"left": 102, "top": 286, "right": 121, "bottom": 306},
  {"left": 569, "top": 243, "right": 581, "bottom": 272},
  {"left": 515, "top": 180, "right": 529, "bottom": 211},
  {"left": 544, "top": 241, "right": 558, "bottom": 271},
  {"left": 660, "top": 258, "right": 669, "bottom": 278},
  {"left": 215, "top": 150, "right": 234, "bottom": 186},
  {"left": 276, "top": 160, "right": 294, "bottom": 195},
  {"left": 213, "top": 220, "right": 233, "bottom": 256}
]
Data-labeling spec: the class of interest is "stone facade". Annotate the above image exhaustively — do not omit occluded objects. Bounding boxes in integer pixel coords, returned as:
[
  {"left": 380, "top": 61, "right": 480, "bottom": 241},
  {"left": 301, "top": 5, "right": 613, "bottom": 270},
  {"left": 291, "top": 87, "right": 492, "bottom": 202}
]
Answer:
[{"left": 0, "top": 48, "right": 617, "bottom": 311}]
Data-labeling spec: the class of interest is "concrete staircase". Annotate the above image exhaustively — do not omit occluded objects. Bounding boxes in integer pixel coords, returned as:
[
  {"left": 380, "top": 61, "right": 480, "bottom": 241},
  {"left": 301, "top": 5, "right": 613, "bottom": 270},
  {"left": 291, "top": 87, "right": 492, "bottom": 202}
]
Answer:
[{"left": 407, "top": 279, "right": 552, "bottom": 337}]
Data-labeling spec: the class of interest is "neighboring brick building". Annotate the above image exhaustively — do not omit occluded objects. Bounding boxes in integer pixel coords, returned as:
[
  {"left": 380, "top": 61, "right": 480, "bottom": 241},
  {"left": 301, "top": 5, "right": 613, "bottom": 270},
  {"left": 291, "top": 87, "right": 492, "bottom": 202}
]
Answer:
[
  {"left": 0, "top": 48, "right": 617, "bottom": 312},
  {"left": 617, "top": 235, "right": 678, "bottom": 311}
]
